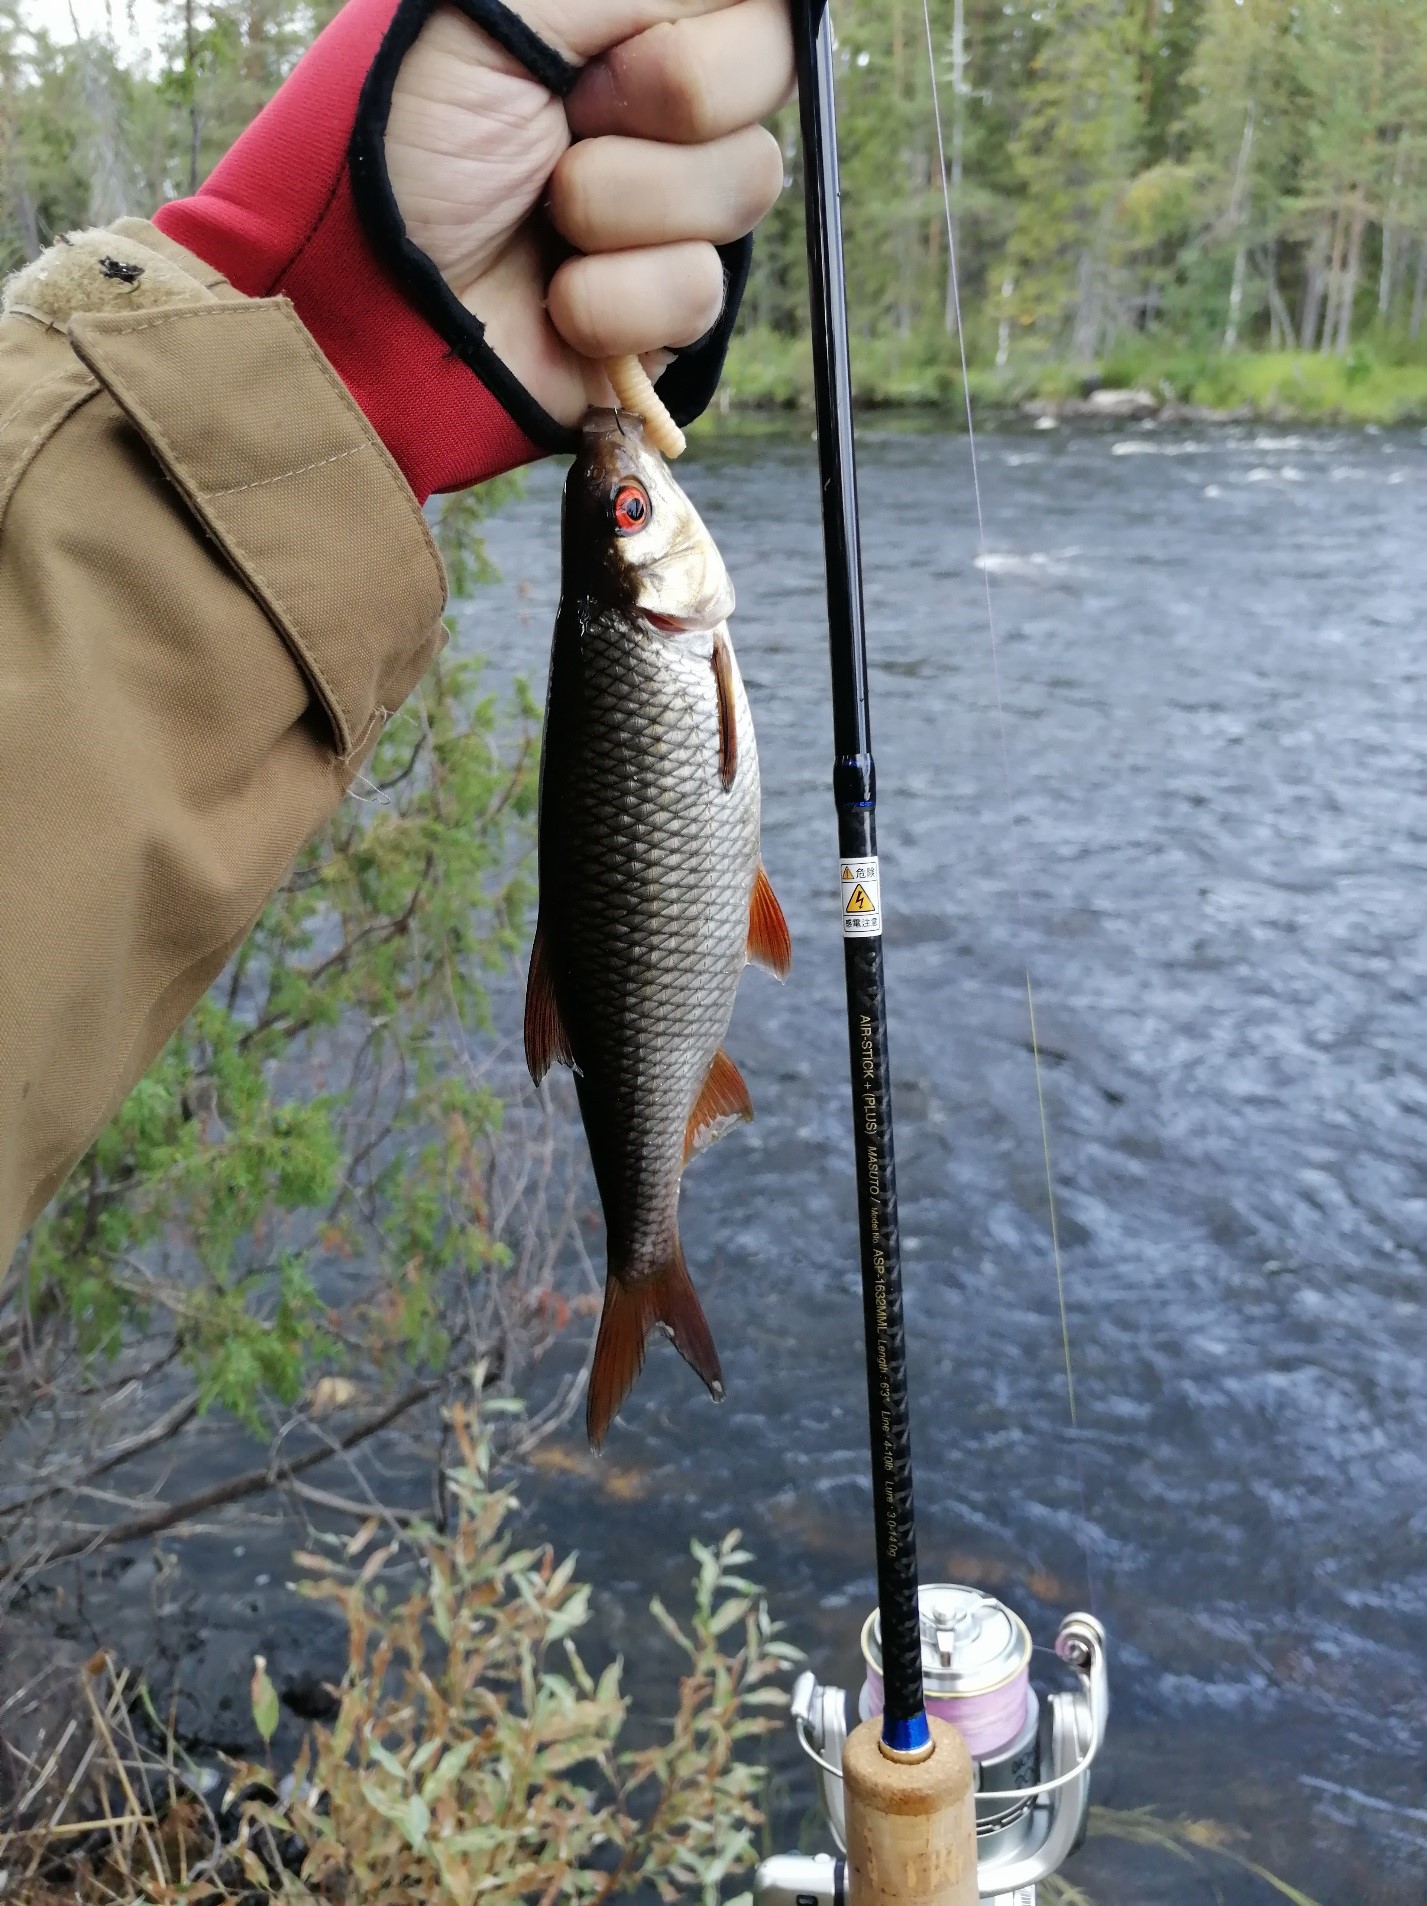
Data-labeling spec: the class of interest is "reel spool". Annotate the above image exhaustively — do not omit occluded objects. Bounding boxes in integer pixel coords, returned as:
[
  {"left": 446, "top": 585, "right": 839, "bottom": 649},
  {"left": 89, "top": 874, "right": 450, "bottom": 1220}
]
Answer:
[{"left": 755, "top": 1585, "right": 1108, "bottom": 1905}]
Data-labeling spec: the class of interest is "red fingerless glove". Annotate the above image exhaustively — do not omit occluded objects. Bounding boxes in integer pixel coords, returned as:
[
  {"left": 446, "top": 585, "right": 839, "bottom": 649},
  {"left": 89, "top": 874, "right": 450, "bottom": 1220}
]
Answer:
[
  {"left": 155, "top": 0, "right": 752, "bottom": 502},
  {"left": 156, "top": 0, "right": 568, "bottom": 500}
]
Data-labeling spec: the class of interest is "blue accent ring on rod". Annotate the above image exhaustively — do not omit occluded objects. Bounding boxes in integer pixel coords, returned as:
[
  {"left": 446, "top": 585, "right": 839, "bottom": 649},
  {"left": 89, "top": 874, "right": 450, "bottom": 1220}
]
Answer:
[{"left": 883, "top": 1710, "right": 934, "bottom": 1757}]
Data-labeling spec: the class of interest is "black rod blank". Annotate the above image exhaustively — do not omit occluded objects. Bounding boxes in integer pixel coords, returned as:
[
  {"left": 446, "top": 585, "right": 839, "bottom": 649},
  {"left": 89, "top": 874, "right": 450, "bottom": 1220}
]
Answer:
[{"left": 793, "top": 0, "right": 930, "bottom": 1757}]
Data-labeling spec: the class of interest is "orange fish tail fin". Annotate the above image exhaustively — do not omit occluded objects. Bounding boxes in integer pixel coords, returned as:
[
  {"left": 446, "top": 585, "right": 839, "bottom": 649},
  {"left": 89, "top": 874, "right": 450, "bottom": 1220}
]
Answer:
[{"left": 586, "top": 1243, "right": 724, "bottom": 1448}]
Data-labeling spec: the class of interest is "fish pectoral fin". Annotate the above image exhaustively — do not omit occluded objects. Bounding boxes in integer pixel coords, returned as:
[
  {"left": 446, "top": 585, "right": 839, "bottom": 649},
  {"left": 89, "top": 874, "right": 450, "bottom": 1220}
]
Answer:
[
  {"left": 523, "top": 927, "right": 574, "bottom": 1084},
  {"left": 746, "top": 865, "right": 793, "bottom": 980},
  {"left": 712, "top": 631, "right": 737, "bottom": 791},
  {"left": 683, "top": 1048, "right": 755, "bottom": 1165},
  {"left": 587, "top": 1244, "right": 723, "bottom": 1448}
]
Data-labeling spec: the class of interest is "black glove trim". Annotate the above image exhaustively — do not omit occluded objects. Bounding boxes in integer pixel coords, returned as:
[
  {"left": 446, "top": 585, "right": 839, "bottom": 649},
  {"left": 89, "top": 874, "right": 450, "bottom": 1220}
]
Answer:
[
  {"left": 462, "top": 0, "right": 580, "bottom": 94},
  {"left": 659, "top": 234, "right": 751, "bottom": 426},
  {"left": 351, "top": 0, "right": 577, "bottom": 454},
  {"left": 350, "top": 0, "right": 751, "bottom": 460}
]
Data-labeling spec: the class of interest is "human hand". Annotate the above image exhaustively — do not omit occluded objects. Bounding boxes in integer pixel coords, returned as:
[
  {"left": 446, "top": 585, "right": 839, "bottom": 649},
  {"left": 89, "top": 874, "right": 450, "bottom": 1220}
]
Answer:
[{"left": 386, "top": 0, "right": 794, "bottom": 425}]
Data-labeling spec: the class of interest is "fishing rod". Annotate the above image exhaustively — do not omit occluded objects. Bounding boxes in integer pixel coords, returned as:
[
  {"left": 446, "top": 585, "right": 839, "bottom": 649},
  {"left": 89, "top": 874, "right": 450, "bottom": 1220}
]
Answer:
[
  {"left": 752, "top": 7, "right": 1112, "bottom": 1902},
  {"left": 793, "top": 0, "right": 928, "bottom": 1766}
]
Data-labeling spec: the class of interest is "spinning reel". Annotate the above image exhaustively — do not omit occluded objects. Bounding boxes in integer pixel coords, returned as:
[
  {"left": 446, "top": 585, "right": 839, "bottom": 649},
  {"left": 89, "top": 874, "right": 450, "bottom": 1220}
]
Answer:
[{"left": 754, "top": 1585, "right": 1109, "bottom": 1905}]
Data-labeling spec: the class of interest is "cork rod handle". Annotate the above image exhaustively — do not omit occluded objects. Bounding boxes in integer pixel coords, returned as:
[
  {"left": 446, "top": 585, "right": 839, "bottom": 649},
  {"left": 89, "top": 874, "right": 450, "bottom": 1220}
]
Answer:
[{"left": 841, "top": 1716, "right": 979, "bottom": 1906}]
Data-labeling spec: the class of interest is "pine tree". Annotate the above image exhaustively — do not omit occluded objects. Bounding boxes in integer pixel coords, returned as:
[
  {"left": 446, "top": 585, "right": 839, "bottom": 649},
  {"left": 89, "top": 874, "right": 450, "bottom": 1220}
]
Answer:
[
  {"left": 1186, "top": 0, "right": 1307, "bottom": 350},
  {"left": 155, "top": 0, "right": 309, "bottom": 197},
  {"left": 0, "top": 1, "right": 42, "bottom": 267},
  {"left": 1139, "top": 0, "right": 1209, "bottom": 165},
  {"left": 835, "top": 0, "right": 938, "bottom": 344},
  {"left": 1002, "top": 0, "right": 1144, "bottom": 360},
  {"left": 1293, "top": 0, "right": 1427, "bottom": 352}
]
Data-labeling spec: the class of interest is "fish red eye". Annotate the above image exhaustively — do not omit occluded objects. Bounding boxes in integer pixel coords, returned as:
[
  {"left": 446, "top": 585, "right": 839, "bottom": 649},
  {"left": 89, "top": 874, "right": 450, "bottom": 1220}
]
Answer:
[{"left": 613, "top": 483, "right": 650, "bottom": 535}]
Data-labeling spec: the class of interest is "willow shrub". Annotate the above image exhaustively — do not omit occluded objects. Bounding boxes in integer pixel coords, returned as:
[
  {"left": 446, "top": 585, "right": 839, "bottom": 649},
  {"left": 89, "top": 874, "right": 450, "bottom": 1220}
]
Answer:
[
  {"left": 25, "top": 1407, "right": 794, "bottom": 1904},
  {"left": 251, "top": 1407, "right": 798, "bottom": 1904}
]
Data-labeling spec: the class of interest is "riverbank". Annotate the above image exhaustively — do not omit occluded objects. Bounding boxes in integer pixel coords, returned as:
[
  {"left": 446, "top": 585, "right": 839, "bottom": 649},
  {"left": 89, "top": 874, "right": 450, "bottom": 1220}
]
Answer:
[{"left": 714, "top": 325, "right": 1427, "bottom": 427}]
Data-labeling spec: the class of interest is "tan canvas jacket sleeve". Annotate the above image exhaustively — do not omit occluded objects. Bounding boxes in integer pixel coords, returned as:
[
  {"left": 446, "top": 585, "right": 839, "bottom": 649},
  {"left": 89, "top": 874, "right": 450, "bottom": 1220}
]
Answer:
[{"left": 0, "top": 220, "right": 447, "bottom": 1272}]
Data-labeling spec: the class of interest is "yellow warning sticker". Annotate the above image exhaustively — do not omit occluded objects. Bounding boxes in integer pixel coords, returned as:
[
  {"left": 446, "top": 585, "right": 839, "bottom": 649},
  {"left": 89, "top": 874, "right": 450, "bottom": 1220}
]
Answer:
[{"left": 839, "top": 858, "right": 882, "bottom": 938}]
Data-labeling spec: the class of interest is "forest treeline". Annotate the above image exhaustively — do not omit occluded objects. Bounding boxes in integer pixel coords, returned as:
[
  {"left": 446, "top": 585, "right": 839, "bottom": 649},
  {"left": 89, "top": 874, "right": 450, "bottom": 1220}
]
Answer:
[
  {"left": 779, "top": 0, "right": 1427, "bottom": 365},
  {"left": 4, "top": 0, "right": 1427, "bottom": 390}
]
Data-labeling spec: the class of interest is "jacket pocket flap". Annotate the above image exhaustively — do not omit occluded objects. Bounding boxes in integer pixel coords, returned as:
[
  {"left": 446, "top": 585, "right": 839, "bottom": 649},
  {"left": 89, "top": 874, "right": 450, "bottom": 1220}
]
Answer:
[{"left": 69, "top": 299, "right": 446, "bottom": 757}]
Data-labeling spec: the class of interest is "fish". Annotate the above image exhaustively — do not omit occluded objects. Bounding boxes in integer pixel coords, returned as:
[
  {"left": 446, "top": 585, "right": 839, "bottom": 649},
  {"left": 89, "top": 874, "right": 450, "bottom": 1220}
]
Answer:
[{"left": 524, "top": 409, "right": 791, "bottom": 1448}]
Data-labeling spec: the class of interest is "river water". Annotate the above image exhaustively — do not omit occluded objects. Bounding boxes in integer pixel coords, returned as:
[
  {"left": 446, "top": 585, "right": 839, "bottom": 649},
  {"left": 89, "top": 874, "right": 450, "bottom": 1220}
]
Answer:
[{"left": 464, "top": 418, "right": 1427, "bottom": 1905}]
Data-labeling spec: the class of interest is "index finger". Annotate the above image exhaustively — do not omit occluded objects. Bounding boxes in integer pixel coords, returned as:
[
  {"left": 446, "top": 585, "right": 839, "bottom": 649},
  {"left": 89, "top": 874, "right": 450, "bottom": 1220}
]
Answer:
[{"left": 513, "top": 0, "right": 746, "bottom": 65}]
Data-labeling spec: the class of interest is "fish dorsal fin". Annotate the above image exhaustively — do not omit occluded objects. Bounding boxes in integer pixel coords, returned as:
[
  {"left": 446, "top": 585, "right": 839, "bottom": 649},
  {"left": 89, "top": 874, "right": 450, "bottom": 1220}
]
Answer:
[
  {"left": 747, "top": 865, "right": 792, "bottom": 979},
  {"left": 683, "top": 1047, "right": 754, "bottom": 1165},
  {"left": 586, "top": 1239, "right": 723, "bottom": 1448},
  {"left": 523, "top": 926, "right": 574, "bottom": 1084},
  {"left": 712, "top": 632, "right": 737, "bottom": 790}
]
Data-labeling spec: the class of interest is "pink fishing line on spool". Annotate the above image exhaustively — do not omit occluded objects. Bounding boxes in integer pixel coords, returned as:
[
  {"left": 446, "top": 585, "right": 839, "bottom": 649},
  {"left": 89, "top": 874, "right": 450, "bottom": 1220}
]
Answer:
[{"left": 860, "top": 1587, "right": 1032, "bottom": 1761}]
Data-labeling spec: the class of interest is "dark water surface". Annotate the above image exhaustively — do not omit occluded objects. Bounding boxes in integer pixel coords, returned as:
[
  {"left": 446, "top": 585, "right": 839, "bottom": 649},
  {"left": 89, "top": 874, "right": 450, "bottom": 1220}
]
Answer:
[{"left": 463, "top": 419, "right": 1427, "bottom": 1904}]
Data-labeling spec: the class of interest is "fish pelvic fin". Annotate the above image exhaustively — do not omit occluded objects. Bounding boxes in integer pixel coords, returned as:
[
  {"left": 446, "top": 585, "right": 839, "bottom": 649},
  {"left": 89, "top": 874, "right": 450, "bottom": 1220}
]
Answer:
[
  {"left": 524, "top": 926, "right": 574, "bottom": 1085},
  {"left": 683, "top": 1047, "right": 754, "bottom": 1165},
  {"left": 747, "top": 865, "right": 792, "bottom": 979},
  {"left": 587, "top": 1244, "right": 724, "bottom": 1448},
  {"left": 712, "top": 631, "right": 737, "bottom": 791}
]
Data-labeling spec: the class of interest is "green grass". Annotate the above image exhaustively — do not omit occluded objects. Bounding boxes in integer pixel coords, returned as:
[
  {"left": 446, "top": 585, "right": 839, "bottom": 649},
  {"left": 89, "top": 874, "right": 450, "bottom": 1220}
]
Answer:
[
  {"left": 713, "top": 325, "right": 1077, "bottom": 415},
  {"left": 1200, "top": 349, "right": 1427, "bottom": 422},
  {"left": 1099, "top": 338, "right": 1427, "bottom": 422},
  {"left": 712, "top": 324, "right": 1427, "bottom": 426}
]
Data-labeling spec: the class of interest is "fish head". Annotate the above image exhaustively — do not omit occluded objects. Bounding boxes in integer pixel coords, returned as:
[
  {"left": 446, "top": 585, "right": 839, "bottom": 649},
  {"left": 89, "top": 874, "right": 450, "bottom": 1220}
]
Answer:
[{"left": 562, "top": 408, "right": 735, "bottom": 631}]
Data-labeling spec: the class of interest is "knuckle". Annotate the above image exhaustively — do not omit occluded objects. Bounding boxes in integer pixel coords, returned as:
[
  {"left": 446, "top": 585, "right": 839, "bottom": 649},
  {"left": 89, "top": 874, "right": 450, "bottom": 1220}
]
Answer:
[
  {"left": 736, "top": 127, "right": 785, "bottom": 228},
  {"left": 546, "top": 148, "right": 595, "bottom": 244},
  {"left": 679, "top": 244, "right": 726, "bottom": 340},
  {"left": 756, "top": 0, "right": 798, "bottom": 97},
  {"left": 642, "top": 20, "right": 715, "bottom": 139},
  {"left": 549, "top": 262, "right": 603, "bottom": 356}
]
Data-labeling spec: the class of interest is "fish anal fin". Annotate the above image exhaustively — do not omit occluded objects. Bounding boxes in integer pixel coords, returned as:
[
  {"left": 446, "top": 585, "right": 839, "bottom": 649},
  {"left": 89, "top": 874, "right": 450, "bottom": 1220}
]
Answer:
[
  {"left": 747, "top": 865, "right": 792, "bottom": 979},
  {"left": 712, "top": 632, "right": 737, "bottom": 791},
  {"left": 523, "top": 926, "right": 573, "bottom": 1084},
  {"left": 586, "top": 1242, "right": 723, "bottom": 1448},
  {"left": 683, "top": 1047, "right": 754, "bottom": 1165}
]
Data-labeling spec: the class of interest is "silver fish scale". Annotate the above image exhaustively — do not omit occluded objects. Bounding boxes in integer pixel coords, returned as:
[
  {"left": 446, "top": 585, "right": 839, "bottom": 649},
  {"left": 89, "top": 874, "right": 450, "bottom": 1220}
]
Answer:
[{"left": 559, "top": 603, "right": 760, "bottom": 1281}]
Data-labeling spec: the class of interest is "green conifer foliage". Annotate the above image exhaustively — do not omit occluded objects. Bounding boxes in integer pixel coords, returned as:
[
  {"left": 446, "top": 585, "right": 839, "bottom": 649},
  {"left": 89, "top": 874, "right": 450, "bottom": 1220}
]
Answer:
[
  {"left": 1002, "top": 0, "right": 1144, "bottom": 360},
  {"left": 9, "top": 0, "right": 1427, "bottom": 376}
]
